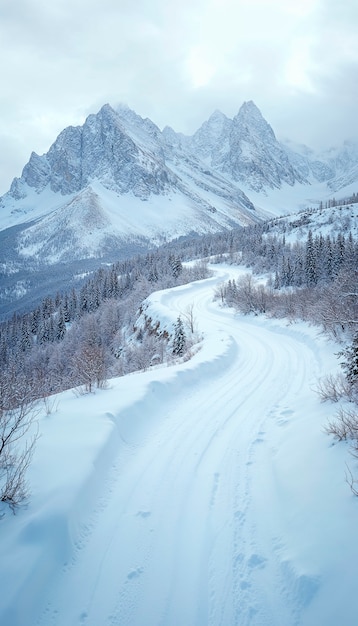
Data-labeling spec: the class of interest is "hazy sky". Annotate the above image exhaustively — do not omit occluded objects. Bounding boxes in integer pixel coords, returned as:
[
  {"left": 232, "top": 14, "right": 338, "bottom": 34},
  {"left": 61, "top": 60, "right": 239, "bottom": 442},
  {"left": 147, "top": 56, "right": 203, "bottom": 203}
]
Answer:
[{"left": 1, "top": 0, "right": 358, "bottom": 194}]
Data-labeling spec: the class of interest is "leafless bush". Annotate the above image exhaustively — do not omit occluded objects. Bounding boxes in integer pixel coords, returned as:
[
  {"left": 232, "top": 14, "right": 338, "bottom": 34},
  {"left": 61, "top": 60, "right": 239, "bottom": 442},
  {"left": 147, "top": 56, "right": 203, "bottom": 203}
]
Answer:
[
  {"left": 181, "top": 303, "right": 197, "bottom": 334},
  {"left": 71, "top": 343, "right": 108, "bottom": 393},
  {"left": 315, "top": 373, "right": 354, "bottom": 403},
  {"left": 42, "top": 394, "right": 59, "bottom": 416},
  {"left": 0, "top": 433, "right": 38, "bottom": 511},
  {"left": 345, "top": 463, "right": 358, "bottom": 497},
  {"left": 324, "top": 406, "right": 358, "bottom": 441},
  {"left": 182, "top": 342, "right": 202, "bottom": 362},
  {"left": 0, "top": 364, "right": 40, "bottom": 512}
]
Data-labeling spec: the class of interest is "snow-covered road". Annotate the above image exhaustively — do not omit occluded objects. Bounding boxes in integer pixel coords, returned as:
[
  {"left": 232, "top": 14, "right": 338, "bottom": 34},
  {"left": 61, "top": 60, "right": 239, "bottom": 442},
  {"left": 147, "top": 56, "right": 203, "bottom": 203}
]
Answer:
[{"left": 1, "top": 265, "right": 357, "bottom": 626}]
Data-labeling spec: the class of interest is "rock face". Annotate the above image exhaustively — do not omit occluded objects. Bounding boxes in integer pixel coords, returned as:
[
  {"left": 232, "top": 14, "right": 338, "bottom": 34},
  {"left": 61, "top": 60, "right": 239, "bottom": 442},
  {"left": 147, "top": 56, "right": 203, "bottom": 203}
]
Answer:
[
  {"left": 0, "top": 104, "right": 260, "bottom": 269},
  {"left": 181, "top": 102, "right": 304, "bottom": 191},
  {"left": 5, "top": 100, "right": 358, "bottom": 207},
  {"left": 13, "top": 105, "right": 175, "bottom": 199},
  {"left": 2, "top": 99, "right": 358, "bottom": 270},
  {"left": 186, "top": 101, "right": 357, "bottom": 192},
  {"left": 225, "top": 101, "right": 303, "bottom": 190}
]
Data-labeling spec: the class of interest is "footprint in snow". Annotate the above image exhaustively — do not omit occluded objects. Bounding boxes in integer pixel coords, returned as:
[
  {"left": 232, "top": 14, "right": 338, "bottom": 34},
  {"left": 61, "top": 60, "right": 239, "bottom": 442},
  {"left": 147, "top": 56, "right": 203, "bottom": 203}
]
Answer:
[
  {"left": 277, "top": 408, "right": 294, "bottom": 426},
  {"left": 127, "top": 567, "right": 144, "bottom": 580},
  {"left": 136, "top": 510, "right": 151, "bottom": 519},
  {"left": 240, "top": 580, "right": 251, "bottom": 590},
  {"left": 247, "top": 553, "right": 267, "bottom": 569}
]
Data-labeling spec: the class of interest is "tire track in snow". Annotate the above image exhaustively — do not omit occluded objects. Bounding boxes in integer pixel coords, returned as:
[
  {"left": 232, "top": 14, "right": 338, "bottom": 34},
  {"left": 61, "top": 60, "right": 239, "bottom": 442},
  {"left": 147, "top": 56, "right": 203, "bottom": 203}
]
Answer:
[{"left": 36, "top": 265, "right": 324, "bottom": 626}]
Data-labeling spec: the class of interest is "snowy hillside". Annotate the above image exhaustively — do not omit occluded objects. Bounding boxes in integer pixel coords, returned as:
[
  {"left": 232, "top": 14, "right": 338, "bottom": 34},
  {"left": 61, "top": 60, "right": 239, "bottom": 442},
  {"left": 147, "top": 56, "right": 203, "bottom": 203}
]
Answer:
[
  {"left": 0, "top": 104, "right": 257, "bottom": 244},
  {"left": 2, "top": 101, "right": 358, "bottom": 268},
  {"left": 192, "top": 100, "right": 306, "bottom": 191},
  {"left": 1, "top": 100, "right": 358, "bottom": 319},
  {"left": 0, "top": 264, "right": 356, "bottom": 626}
]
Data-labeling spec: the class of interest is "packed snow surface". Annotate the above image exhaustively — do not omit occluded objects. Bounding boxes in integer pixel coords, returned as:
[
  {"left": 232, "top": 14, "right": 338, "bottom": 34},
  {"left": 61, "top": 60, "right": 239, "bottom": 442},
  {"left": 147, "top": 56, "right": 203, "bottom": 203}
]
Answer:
[{"left": 0, "top": 264, "right": 357, "bottom": 626}]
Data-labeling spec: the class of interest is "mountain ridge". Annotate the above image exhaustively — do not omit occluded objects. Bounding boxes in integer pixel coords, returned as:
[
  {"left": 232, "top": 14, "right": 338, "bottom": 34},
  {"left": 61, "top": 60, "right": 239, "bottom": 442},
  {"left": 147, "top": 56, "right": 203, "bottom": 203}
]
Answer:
[
  {"left": 1, "top": 100, "right": 358, "bottom": 281},
  {"left": 4, "top": 100, "right": 358, "bottom": 207}
]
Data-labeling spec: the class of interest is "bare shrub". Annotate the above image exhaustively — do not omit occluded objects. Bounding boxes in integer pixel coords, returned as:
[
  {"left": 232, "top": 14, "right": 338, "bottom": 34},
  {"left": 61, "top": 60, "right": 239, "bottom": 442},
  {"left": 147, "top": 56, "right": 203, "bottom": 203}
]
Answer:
[
  {"left": 324, "top": 406, "right": 358, "bottom": 441},
  {"left": 345, "top": 463, "right": 358, "bottom": 497},
  {"left": 0, "top": 364, "right": 39, "bottom": 512},
  {"left": 0, "top": 433, "right": 38, "bottom": 510},
  {"left": 42, "top": 394, "right": 59, "bottom": 416},
  {"left": 315, "top": 373, "right": 353, "bottom": 403},
  {"left": 181, "top": 303, "right": 197, "bottom": 334},
  {"left": 71, "top": 343, "right": 107, "bottom": 393}
]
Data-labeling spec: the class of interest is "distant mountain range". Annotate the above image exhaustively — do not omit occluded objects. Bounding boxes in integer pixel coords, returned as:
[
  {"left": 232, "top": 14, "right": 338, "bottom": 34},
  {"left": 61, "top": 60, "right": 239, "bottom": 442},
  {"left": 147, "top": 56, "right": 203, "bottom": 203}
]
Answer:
[
  {"left": 2, "top": 101, "right": 358, "bottom": 258},
  {"left": 0, "top": 99, "right": 358, "bottom": 316}
]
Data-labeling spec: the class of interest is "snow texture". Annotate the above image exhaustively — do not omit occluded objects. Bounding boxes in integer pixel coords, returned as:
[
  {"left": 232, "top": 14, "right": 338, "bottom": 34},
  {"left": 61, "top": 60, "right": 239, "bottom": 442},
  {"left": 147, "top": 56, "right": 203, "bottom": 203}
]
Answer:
[
  {"left": 0, "top": 264, "right": 356, "bottom": 626},
  {"left": 1, "top": 102, "right": 358, "bottom": 269}
]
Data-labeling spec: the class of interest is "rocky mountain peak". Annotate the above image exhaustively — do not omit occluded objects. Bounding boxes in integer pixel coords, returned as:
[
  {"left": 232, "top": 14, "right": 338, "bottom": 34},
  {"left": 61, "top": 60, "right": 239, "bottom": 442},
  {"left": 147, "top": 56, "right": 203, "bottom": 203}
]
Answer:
[
  {"left": 3, "top": 99, "right": 358, "bottom": 235},
  {"left": 6, "top": 104, "right": 174, "bottom": 200},
  {"left": 190, "top": 109, "right": 231, "bottom": 160},
  {"left": 233, "top": 100, "right": 276, "bottom": 145}
]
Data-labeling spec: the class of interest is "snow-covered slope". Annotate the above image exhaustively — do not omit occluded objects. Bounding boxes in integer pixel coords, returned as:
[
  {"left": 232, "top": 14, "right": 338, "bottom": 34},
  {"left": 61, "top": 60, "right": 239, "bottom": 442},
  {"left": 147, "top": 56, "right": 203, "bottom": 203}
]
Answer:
[
  {"left": 14, "top": 181, "right": 257, "bottom": 265},
  {"left": 1, "top": 100, "right": 358, "bottom": 274},
  {"left": 183, "top": 101, "right": 358, "bottom": 194},
  {"left": 282, "top": 138, "right": 358, "bottom": 192},
  {"left": 0, "top": 104, "right": 259, "bottom": 268},
  {"left": 323, "top": 141, "right": 358, "bottom": 191},
  {"left": 191, "top": 101, "right": 306, "bottom": 192},
  {"left": 0, "top": 265, "right": 356, "bottom": 626}
]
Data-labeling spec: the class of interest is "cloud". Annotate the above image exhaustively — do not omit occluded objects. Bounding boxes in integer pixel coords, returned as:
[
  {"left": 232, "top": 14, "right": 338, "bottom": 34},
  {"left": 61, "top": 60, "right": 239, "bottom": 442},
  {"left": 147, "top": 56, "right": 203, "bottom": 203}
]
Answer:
[{"left": 0, "top": 0, "right": 358, "bottom": 193}]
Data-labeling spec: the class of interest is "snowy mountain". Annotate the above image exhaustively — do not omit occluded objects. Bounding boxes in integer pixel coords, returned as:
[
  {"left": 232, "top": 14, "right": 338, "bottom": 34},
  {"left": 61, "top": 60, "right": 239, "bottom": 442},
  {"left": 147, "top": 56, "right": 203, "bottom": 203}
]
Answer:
[
  {"left": 187, "top": 101, "right": 305, "bottom": 192},
  {"left": 0, "top": 103, "right": 262, "bottom": 313},
  {"left": 321, "top": 141, "right": 358, "bottom": 191},
  {"left": 9, "top": 104, "right": 172, "bottom": 199},
  {"left": 2, "top": 101, "right": 358, "bottom": 255},
  {"left": 0, "top": 103, "right": 257, "bottom": 250},
  {"left": 1, "top": 100, "right": 358, "bottom": 316},
  {"left": 164, "top": 101, "right": 358, "bottom": 195}
]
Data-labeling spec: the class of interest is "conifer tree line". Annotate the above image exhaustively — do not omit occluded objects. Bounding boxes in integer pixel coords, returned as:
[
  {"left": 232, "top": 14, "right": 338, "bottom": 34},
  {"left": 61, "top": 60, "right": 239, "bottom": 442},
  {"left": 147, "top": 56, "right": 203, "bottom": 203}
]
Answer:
[
  {"left": 319, "top": 191, "right": 358, "bottom": 209},
  {"left": 2, "top": 199, "right": 358, "bottom": 403},
  {"left": 1, "top": 196, "right": 358, "bottom": 506},
  {"left": 216, "top": 224, "right": 358, "bottom": 338},
  {"left": 0, "top": 249, "right": 209, "bottom": 401}
]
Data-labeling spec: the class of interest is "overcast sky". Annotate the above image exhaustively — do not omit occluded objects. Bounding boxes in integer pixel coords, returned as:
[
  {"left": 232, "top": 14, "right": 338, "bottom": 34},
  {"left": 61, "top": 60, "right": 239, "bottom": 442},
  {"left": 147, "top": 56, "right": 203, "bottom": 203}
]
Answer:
[{"left": 1, "top": 0, "right": 358, "bottom": 194}]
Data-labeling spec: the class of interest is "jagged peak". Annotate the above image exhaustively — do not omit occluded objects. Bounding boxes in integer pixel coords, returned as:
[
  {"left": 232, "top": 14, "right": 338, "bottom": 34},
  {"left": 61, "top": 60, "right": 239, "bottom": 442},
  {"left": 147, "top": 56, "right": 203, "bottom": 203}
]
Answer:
[
  {"left": 208, "top": 109, "right": 229, "bottom": 122},
  {"left": 162, "top": 125, "right": 183, "bottom": 143},
  {"left": 191, "top": 110, "right": 231, "bottom": 147},
  {"left": 99, "top": 103, "right": 116, "bottom": 116},
  {"left": 233, "top": 100, "right": 276, "bottom": 143},
  {"left": 235, "top": 100, "right": 267, "bottom": 124},
  {"left": 239, "top": 100, "right": 260, "bottom": 112},
  {"left": 114, "top": 103, "right": 151, "bottom": 127}
]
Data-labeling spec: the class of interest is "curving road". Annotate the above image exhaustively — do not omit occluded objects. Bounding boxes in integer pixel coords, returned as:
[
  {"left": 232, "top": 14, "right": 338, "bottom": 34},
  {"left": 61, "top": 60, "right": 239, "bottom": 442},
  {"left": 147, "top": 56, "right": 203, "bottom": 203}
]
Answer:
[{"left": 35, "top": 265, "right": 340, "bottom": 626}]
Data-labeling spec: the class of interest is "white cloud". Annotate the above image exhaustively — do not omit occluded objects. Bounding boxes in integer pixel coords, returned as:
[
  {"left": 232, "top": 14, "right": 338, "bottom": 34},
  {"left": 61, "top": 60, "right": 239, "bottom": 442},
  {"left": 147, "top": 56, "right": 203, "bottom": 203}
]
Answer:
[{"left": 0, "top": 0, "right": 358, "bottom": 193}]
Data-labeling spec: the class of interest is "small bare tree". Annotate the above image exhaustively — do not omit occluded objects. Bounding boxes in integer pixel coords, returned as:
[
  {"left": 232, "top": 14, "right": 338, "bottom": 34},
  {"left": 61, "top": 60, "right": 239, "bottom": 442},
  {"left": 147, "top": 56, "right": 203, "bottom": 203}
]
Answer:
[
  {"left": 345, "top": 463, "right": 358, "bottom": 497},
  {"left": 71, "top": 342, "right": 107, "bottom": 393},
  {"left": 0, "top": 363, "right": 39, "bottom": 512},
  {"left": 181, "top": 303, "right": 196, "bottom": 334}
]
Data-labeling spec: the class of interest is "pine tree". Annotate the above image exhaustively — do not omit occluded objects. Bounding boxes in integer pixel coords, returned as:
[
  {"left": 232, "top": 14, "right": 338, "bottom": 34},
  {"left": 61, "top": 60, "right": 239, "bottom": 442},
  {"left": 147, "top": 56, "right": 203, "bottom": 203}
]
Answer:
[
  {"left": 63, "top": 294, "right": 71, "bottom": 323},
  {"left": 338, "top": 334, "right": 358, "bottom": 384},
  {"left": 172, "top": 316, "right": 186, "bottom": 356},
  {"left": 305, "top": 230, "right": 317, "bottom": 286},
  {"left": 325, "top": 235, "right": 333, "bottom": 279},
  {"left": 169, "top": 255, "right": 183, "bottom": 279},
  {"left": 20, "top": 318, "right": 32, "bottom": 353},
  {"left": 56, "top": 308, "right": 66, "bottom": 341}
]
